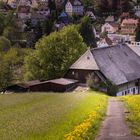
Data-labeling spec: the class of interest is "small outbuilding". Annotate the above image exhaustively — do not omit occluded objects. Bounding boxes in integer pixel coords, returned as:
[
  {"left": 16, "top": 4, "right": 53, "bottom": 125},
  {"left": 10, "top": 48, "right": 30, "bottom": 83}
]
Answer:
[{"left": 6, "top": 78, "right": 78, "bottom": 93}]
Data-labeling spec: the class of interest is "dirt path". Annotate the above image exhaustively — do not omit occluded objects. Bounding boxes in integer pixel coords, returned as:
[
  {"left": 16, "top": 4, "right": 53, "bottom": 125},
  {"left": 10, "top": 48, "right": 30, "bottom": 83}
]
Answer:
[{"left": 96, "top": 98, "right": 140, "bottom": 140}]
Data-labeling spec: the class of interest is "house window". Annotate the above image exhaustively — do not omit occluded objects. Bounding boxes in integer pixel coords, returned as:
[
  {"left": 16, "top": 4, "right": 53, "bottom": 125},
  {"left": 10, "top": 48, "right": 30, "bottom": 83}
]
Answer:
[
  {"left": 133, "top": 88, "right": 135, "bottom": 94},
  {"left": 125, "top": 91, "right": 127, "bottom": 95},
  {"left": 72, "top": 71, "right": 75, "bottom": 75},
  {"left": 128, "top": 90, "right": 130, "bottom": 94}
]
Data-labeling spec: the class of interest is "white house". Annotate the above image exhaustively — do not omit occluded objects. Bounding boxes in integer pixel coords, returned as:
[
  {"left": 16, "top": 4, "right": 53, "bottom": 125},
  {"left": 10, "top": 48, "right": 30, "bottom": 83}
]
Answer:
[
  {"left": 101, "top": 23, "right": 118, "bottom": 34},
  {"left": 65, "top": 0, "right": 84, "bottom": 16}
]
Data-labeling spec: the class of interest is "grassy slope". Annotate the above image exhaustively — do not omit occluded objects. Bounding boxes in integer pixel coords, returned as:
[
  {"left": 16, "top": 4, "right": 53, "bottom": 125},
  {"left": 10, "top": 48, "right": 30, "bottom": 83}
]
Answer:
[
  {"left": 0, "top": 91, "right": 108, "bottom": 140},
  {"left": 122, "top": 95, "right": 140, "bottom": 136}
]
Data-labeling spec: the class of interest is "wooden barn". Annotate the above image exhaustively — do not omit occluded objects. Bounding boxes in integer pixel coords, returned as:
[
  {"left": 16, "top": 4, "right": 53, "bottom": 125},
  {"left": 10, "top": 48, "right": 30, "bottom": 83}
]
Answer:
[
  {"left": 64, "top": 49, "right": 104, "bottom": 83},
  {"left": 6, "top": 78, "right": 78, "bottom": 93}
]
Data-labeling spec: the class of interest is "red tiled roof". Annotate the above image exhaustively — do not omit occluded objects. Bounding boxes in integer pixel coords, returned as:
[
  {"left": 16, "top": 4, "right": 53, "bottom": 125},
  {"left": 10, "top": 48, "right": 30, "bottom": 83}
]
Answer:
[
  {"left": 105, "top": 37, "right": 113, "bottom": 46},
  {"left": 121, "top": 18, "right": 138, "bottom": 26}
]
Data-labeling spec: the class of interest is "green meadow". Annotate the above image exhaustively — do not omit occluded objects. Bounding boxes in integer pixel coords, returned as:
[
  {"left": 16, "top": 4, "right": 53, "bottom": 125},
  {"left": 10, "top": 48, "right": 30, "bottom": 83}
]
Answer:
[
  {"left": 122, "top": 95, "right": 140, "bottom": 136},
  {"left": 0, "top": 91, "right": 108, "bottom": 140}
]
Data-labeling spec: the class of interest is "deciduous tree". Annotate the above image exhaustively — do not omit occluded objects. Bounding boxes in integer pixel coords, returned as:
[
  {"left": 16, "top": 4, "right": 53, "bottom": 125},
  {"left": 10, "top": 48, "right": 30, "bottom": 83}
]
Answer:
[{"left": 24, "top": 25, "right": 87, "bottom": 80}]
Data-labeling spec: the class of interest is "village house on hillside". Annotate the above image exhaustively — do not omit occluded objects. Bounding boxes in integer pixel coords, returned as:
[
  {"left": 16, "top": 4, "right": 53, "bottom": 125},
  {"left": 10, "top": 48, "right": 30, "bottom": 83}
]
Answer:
[
  {"left": 65, "top": 0, "right": 84, "bottom": 16},
  {"left": 101, "top": 22, "right": 119, "bottom": 34},
  {"left": 120, "top": 18, "right": 138, "bottom": 35}
]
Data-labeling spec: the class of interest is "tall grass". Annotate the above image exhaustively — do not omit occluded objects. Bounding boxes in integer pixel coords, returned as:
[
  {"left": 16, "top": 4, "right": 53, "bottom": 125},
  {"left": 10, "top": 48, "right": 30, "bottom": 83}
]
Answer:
[
  {"left": 0, "top": 91, "right": 108, "bottom": 140},
  {"left": 122, "top": 95, "right": 140, "bottom": 136}
]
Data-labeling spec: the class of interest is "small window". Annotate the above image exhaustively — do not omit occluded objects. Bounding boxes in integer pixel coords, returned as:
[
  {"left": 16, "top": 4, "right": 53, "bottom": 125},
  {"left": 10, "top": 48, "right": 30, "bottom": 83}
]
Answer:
[
  {"left": 87, "top": 56, "right": 90, "bottom": 60},
  {"left": 72, "top": 71, "right": 75, "bottom": 75},
  {"left": 125, "top": 91, "right": 127, "bottom": 95},
  {"left": 133, "top": 88, "right": 135, "bottom": 94}
]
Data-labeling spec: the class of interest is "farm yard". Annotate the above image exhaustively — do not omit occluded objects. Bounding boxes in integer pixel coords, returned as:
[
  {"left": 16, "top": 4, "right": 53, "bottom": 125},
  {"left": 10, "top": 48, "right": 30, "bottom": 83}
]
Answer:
[
  {"left": 0, "top": 91, "right": 108, "bottom": 140},
  {"left": 122, "top": 95, "right": 140, "bottom": 136}
]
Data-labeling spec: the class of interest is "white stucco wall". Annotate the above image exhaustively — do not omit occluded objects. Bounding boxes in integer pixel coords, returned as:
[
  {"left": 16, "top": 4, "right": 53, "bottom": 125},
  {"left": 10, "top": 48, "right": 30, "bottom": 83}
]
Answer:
[{"left": 117, "top": 81, "right": 140, "bottom": 96}]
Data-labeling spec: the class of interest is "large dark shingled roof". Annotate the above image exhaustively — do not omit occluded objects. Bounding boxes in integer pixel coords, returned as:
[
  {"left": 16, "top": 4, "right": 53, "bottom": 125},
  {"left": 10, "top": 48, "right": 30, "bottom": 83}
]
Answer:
[{"left": 91, "top": 44, "right": 140, "bottom": 85}]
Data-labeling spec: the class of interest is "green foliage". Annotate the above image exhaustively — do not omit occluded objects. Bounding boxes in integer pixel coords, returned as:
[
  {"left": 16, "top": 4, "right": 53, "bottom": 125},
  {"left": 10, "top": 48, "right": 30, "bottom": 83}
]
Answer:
[
  {"left": 86, "top": 73, "right": 100, "bottom": 90},
  {"left": 100, "top": 31, "right": 108, "bottom": 38},
  {"left": 0, "top": 48, "right": 17, "bottom": 91},
  {"left": 3, "top": 26, "right": 24, "bottom": 42},
  {"left": 78, "top": 16, "right": 97, "bottom": 48},
  {"left": 135, "top": 20, "right": 140, "bottom": 41},
  {"left": 0, "top": 13, "right": 6, "bottom": 35},
  {"left": 0, "top": 11, "right": 16, "bottom": 35},
  {"left": 0, "top": 1, "right": 5, "bottom": 9},
  {"left": 86, "top": 74, "right": 95, "bottom": 88},
  {"left": 0, "top": 45, "right": 29, "bottom": 90},
  {"left": 24, "top": 25, "right": 87, "bottom": 80},
  {"left": 12, "top": 47, "right": 32, "bottom": 82},
  {"left": 41, "top": 19, "right": 54, "bottom": 35},
  {"left": 0, "top": 36, "right": 11, "bottom": 52},
  {"left": 106, "top": 80, "right": 118, "bottom": 96},
  {"left": 4, "top": 11, "right": 15, "bottom": 27}
]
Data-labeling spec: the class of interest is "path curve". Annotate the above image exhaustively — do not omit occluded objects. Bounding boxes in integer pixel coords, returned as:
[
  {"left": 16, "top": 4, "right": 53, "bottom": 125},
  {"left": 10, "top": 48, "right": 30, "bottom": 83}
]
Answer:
[{"left": 96, "top": 98, "right": 140, "bottom": 140}]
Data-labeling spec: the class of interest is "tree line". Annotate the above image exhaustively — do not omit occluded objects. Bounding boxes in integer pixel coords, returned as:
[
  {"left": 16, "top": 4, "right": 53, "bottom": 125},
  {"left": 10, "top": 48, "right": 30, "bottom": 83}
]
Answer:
[{"left": 0, "top": 16, "right": 96, "bottom": 91}]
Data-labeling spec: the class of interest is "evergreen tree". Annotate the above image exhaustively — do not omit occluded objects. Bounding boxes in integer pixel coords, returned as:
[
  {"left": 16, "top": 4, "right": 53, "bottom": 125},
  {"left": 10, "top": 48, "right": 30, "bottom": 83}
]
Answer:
[
  {"left": 79, "top": 16, "right": 97, "bottom": 48},
  {"left": 135, "top": 20, "right": 140, "bottom": 41}
]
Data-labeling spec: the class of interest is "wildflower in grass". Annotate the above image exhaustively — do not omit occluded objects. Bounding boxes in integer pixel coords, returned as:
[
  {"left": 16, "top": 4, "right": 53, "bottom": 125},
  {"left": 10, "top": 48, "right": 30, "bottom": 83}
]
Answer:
[
  {"left": 65, "top": 96, "right": 108, "bottom": 140},
  {"left": 122, "top": 95, "right": 140, "bottom": 136}
]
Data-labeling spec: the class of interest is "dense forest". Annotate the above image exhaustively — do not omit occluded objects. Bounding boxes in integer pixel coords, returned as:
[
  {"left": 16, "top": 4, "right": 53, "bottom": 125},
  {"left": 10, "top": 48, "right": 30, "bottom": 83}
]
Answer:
[{"left": 82, "top": 0, "right": 137, "bottom": 14}]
